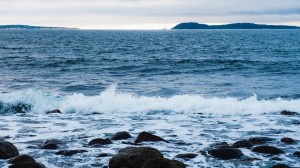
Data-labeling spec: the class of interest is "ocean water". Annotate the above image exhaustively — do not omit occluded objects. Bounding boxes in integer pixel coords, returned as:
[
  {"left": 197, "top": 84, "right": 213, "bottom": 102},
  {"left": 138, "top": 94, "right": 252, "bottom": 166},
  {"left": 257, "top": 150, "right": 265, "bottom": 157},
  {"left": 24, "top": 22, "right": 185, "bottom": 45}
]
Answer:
[{"left": 0, "top": 30, "right": 299, "bottom": 167}]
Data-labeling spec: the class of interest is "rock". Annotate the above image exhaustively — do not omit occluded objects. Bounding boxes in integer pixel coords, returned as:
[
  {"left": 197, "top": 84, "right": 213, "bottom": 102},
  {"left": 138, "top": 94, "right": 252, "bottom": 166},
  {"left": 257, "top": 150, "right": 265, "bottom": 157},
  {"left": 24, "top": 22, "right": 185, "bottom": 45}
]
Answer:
[
  {"left": 111, "top": 131, "right": 132, "bottom": 140},
  {"left": 248, "top": 137, "right": 273, "bottom": 145},
  {"left": 9, "top": 162, "right": 45, "bottom": 168},
  {"left": 251, "top": 146, "right": 284, "bottom": 155},
  {"left": 141, "top": 158, "right": 186, "bottom": 168},
  {"left": 134, "top": 131, "right": 167, "bottom": 143},
  {"left": 41, "top": 143, "right": 58, "bottom": 149},
  {"left": 293, "top": 151, "right": 300, "bottom": 157},
  {"left": 241, "top": 157, "right": 262, "bottom": 162},
  {"left": 232, "top": 140, "right": 253, "bottom": 148},
  {"left": 0, "top": 140, "right": 19, "bottom": 159},
  {"left": 55, "top": 150, "right": 88, "bottom": 156},
  {"left": 109, "top": 147, "right": 163, "bottom": 168},
  {"left": 208, "top": 148, "right": 243, "bottom": 160},
  {"left": 88, "top": 138, "right": 112, "bottom": 146},
  {"left": 280, "top": 110, "right": 298, "bottom": 116},
  {"left": 46, "top": 109, "right": 62, "bottom": 114},
  {"left": 210, "top": 142, "right": 229, "bottom": 149},
  {"left": 271, "top": 164, "right": 291, "bottom": 168},
  {"left": 9, "top": 154, "right": 35, "bottom": 164},
  {"left": 175, "top": 153, "right": 197, "bottom": 159},
  {"left": 280, "top": 137, "right": 295, "bottom": 144},
  {"left": 97, "top": 153, "right": 112, "bottom": 157}
]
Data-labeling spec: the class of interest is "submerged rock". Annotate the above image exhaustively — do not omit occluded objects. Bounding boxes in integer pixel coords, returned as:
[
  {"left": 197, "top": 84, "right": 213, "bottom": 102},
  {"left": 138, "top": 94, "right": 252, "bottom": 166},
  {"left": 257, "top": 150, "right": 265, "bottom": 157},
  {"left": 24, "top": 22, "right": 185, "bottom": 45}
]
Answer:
[
  {"left": 41, "top": 138, "right": 64, "bottom": 149},
  {"left": 55, "top": 150, "right": 88, "bottom": 156},
  {"left": 241, "top": 157, "right": 262, "bottom": 162},
  {"left": 232, "top": 140, "right": 253, "bottom": 148},
  {"left": 293, "top": 151, "right": 300, "bottom": 157},
  {"left": 280, "top": 110, "right": 298, "bottom": 116},
  {"left": 41, "top": 143, "right": 58, "bottom": 149},
  {"left": 248, "top": 137, "right": 273, "bottom": 145},
  {"left": 135, "top": 131, "right": 167, "bottom": 143},
  {"left": 109, "top": 147, "right": 163, "bottom": 168},
  {"left": 208, "top": 148, "right": 243, "bottom": 160},
  {"left": 251, "top": 146, "right": 284, "bottom": 155},
  {"left": 141, "top": 158, "right": 186, "bottom": 168},
  {"left": 209, "top": 142, "right": 229, "bottom": 149},
  {"left": 111, "top": 131, "right": 132, "bottom": 140},
  {"left": 280, "top": 137, "right": 295, "bottom": 144},
  {"left": 46, "top": 109, "right": 62, "bottom": 114},
  {"left": 270, "top": 164, "right": 291, "bottom": 168},
  {"left": 175, "top": 153, "right": 197, "bottom": 159},
  {"left": 0, "top": 141, "right": 19, "bottom": 159},
  {"left": 88, "top": 138, "right": 112, "bottom": 146}
]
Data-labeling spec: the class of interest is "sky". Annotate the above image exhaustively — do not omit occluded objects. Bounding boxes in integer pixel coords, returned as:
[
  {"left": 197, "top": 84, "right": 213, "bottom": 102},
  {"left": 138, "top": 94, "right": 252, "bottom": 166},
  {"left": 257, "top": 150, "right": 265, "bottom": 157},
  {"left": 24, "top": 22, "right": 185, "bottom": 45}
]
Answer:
[{"left": 0, "top": 0, "right": 300, "bottom": 29}]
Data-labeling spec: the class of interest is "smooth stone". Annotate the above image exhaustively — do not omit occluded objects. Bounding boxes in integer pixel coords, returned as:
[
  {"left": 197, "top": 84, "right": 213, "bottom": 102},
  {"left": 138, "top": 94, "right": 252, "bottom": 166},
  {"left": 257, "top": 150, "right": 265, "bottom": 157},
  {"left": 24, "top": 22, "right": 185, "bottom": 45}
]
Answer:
[
  {"left": 88, "top": 138, "right": 112, "bottom": 146},
  {"left": 97, "top": 153, "right": 113, "bottom": 157},
  {"left": 280, "top": 137, "right": 295, "bottom": 144},
  {"left": 111, "top": 131, "right": 132, "bottom": 140},
  {"left": 134, "top": 131, "right": 167, "bottom": 143},
  {"left": 293, "top": 151, "right": 300, "bottom": 157},
  {"left": 280, "top": 110, "right": 298, "bottom": 116},
  {"left": 141, "top": 158, "right": 186, "bottom": 168},
  {"left": 0, "top": 140, "right": 19, "bottom": 159},
  {"left": 41, "top": 143, "right": 58, "bottom": 149},
  {"left": 43, "top": 139, "right": 65, "bottom": 146},
  {"left": 208, "top": 148, "right": 243, "bottom": 160},
  {"left": 9, "top": 162, "right": 45, "bottom": 168},
  {"left": 251, "top": 146, "right": 284, "bottom": 155},
  {"left": 232, "top": 140, "right": 253, "bottom": 148},
  {"left": 270, "top": 164, "right": 291, "bottom": 168},
  {"left": 9, "top": 154, "right": 35, "bottom": 164},
  {"left": 248, "top": 137, "right": 273, "bottom": 145},
  {"left": 46, "top": 109, "right": 62, "bottom": 114},
  {"left": 55, "top": 150, "right": 88, "bottom": 156},
  {"left": 109, "top": 147, "right": 163, "bottom": 168},
  {"left": 175, "top": 153, "right": 197, "bottom": 159}
]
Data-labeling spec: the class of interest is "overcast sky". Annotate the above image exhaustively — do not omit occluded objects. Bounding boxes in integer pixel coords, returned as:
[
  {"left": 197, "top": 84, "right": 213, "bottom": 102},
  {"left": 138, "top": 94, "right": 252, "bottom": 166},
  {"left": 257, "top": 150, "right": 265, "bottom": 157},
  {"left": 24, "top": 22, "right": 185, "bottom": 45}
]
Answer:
[{"left": 1, "top": 0, "right": 300, "bottom": 29}]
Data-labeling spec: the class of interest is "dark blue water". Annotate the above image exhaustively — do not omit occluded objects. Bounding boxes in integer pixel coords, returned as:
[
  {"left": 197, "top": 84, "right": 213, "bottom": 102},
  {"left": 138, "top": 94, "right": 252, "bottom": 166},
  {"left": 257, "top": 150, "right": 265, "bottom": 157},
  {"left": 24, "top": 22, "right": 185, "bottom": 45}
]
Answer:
[{"left": 0, "top": 29, "right": 300, "bottom": 99}]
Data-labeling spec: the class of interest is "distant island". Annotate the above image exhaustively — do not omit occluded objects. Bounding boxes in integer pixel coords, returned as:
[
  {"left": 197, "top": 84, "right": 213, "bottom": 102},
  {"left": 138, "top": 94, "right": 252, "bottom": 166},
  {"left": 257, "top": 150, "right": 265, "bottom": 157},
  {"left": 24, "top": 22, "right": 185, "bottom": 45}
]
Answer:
[
  {"left": 172, "top": 22, "right": 300, "bottom": 29},
  {"left": 0, "top": 25, "right": 78, "bottom": 30}
]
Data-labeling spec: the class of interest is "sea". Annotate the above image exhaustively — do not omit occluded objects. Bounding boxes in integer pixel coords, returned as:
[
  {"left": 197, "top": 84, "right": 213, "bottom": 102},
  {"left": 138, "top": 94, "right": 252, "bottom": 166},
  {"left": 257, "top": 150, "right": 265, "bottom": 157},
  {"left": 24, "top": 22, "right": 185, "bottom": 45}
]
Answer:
[{"left": 0, "top": 29, "right": 299, "bottom": 167}]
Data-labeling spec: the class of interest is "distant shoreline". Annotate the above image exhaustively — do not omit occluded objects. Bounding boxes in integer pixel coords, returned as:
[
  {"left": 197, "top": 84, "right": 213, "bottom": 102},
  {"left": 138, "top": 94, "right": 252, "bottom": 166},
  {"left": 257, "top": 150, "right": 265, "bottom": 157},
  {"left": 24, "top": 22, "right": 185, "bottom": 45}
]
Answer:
[{"left": 0, "top": 25, "right": 78, "bottom": 30}]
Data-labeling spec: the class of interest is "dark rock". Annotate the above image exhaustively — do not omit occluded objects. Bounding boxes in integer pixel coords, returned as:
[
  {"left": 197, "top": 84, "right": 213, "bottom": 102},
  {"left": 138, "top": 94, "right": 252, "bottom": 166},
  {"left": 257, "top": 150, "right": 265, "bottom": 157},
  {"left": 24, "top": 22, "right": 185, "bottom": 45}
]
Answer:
[
  {"left": 271, "top": 164, "right": 291, "bottom": 168},
  {"left": 175, "top": 153, "right": 197, "bottom": 159},
  {"left": 109, "top": 147, "right": 163, "bottom": 168},
  {"left": 97, "top": 153, "right": 112, "bottom": 157},
  {"left": 199, "top": 150, "right": 207, "bottom": 156},
  {"left": 9, "top": 154, "right": 35, "bottom": 164},
  {"left": 208, "top": 148, "right": 243, "bottom": 160},
  {"left": 232, "top": 140, "right": 253, "bottom": 148},
  {"left": 9, "top": 162, "right": 45, "bottom": 168},
  {"left": 88, "top": 138, "right": 112, "bottom": 146},
  {"left": 121, "top": 141, "right": 141, "bottom": 146},
  {"left": 280, "top": 110, "right": 298, "bottom": 116},
  {"left": 46, "top": 109, "right": 62, "bottom": 114},
  {"left": 248, "top": 137, "right": 273, "bottom": 145},
  {"left": 141, "top": 158, "right": 186, "bottom": 168},
  {"left": 241, "top": 157, "right": 262, "bottom": 162},
  {"left": 271, "top": 157, "right": 282, "bottom": 161},
  {"left": 135, "top": 131, "right": 167, "bottom": 143},
  {"left": 43, "top": 139, "right": 64, "bottom": 145},
  {"left": 0, "top": 140, "right": 19, "bottom": 159},
  {"left": 293, "top": 151, "right": 300, "bottom": 157},
  {"left": 280, "top": 137, "right": 295, "bottom": 144},
  {"left": 251, "top": 146, "right": 284, "bottom": 155},
  {"left": 111, "top": 131, "right": 132, "bottom": 140},
  {"left": 210, "top": 142, "right": 229, "bottom": 149},
  {"left": 41, "top": 143, "right": 58, "bottom": 149},
  {"left": 55, "top": 150, "right": 88, "bottom": 156}
]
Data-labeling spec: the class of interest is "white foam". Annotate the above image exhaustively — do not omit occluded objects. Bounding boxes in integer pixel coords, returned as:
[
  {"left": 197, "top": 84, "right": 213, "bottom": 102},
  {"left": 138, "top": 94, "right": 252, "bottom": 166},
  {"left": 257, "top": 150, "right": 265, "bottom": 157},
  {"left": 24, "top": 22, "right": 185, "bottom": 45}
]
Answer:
[{"left": 0, "top": 85, "right": 299, "bottom": 114}]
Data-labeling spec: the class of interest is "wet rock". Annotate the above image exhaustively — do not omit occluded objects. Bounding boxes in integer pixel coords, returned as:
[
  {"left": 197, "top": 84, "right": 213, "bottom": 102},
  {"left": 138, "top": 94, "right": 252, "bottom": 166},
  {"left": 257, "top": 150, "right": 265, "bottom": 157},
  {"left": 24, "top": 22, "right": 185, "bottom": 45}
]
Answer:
[
  {"left": 293, "top": 151, "right": 300, "bottom": 157},
  {"left": 88, "top": 138, "right": 112, "bottom": 146},
  {"left": 271, "top": 157, "right": 282, "bottom": 161},
  {"left": 10, "top": 104, "right": 31, "bottom": 113},
  {"left": 232, "top": 140, "right": 253, "bottom": 148},
  {"left": 46, "top": 109, "right": 62, "bottom": 114},
  {"left": 241, "top": 157, "right": 262, "bottom": 162},
  {"left": 280, "top": 137, "right": 295, "bottom": 144},
  {"left": 97, "top": 153, "right": 113, "bottom": 157},
  {"left": 248, "top": 137, "right": 273, "bottom": 145},
  {"left": 280, "top": 110, "right": 298, "bottom": 116},
  {"left": 111, "top": 131, "right": 132, "bottom": 140},
  {"left": 199, "top": 150, "right": 207, "bottom": 156},
  {"left": 210, "top": 142, "right": 229, "bottom": 149},
  {"left": 271, "top": 164, "right": 291, "bottom": 168},
  {"left": 251, "top": 146, "right": 284, "bottom": 155},
  {"left": 135, "top": 131, "right": 167, "bottom": 143},
  {"left": 141, "top": 158, "right": 186, "bottom": 168},
  {"left": 55, "top": 150, "right": 88, "bottom": 156},
  {"left": 175, "top": 153, "right": 197, "bottom": 159},
  {"left": 109, "top": 147, "right": 163, "bottom": 168},
  {"left": 41, "top": 143, "right": 58, "bottom": 149},
  {"left": 121, "top": 141, "right": 141, "bottom": 146},
  {"left": 9, "top": 154, "right": 35, "bottom": 164},
  {"left": 9, "top": 162, "right": 46, "bottom": 168},
  {"left": 208, "top": 148, "right": 243, "bottom": 160},
  {"left": 41, "top": 138, "right": 64, "bottom": 149},
  {"left": 0, "top": 140, "right": 19, "bottom": 159}
]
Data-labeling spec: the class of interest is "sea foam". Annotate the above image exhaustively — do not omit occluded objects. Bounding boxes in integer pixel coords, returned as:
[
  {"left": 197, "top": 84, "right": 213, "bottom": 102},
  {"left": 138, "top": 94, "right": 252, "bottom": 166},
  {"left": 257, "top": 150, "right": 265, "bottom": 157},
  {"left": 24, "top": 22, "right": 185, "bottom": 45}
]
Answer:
[{"left": 0, "top": 85, "right": 299, "bottom": 114}]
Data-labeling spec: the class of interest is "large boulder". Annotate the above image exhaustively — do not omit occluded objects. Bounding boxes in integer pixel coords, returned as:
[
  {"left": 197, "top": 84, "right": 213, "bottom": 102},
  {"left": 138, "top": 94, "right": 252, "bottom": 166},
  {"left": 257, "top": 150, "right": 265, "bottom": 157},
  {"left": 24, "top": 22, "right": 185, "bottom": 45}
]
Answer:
[
  {"left": 141, "top": 158, "right": 185, "bottom": 168},
  {"left": 0, "top": 141, "right": 19, "bottom": 159},
  {"left": 251, "top": 146, "right": 284, "bottom": 155},
  {"left": 109, "top": 147, "right": 163, "bottom": 168},
  {"left": 9, "top": 154, "right": 45, "bottom": 168},
  {"left": 134, "top": 132, "right": 167, "bottom": 143},
  {"left": 208, "top": 148, "right": 243, "bottom": 160},
  {"left": 111, "top": 131, "right": 132, "bottom": 140},
  {"left": 9, "top": 154, "right": 35, "bottom": 164}
]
